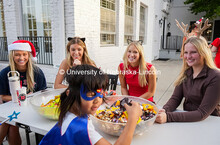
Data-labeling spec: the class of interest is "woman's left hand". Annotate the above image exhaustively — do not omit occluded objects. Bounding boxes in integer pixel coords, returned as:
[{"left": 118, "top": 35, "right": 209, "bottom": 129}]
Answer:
[
  {"left": 73, "top": 59, "right": 81, "bottom": 66},
  {"left": 155, "top": 109, "right": 167, "bottom": 124}
]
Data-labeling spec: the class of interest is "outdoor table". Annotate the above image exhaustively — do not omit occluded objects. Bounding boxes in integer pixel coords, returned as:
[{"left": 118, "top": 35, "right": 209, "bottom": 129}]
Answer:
[{"left": 0, "top": 99, "right": 220, "bottom": 145}]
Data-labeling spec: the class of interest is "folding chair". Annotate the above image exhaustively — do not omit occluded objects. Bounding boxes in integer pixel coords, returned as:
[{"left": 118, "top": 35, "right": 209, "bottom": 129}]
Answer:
[{"left": 106, "top": 74, "right": 118, "bottom": 91}]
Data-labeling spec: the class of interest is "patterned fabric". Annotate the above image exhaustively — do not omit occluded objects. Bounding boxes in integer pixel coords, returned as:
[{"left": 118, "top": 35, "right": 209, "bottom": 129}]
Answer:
[{"left": 0, "top": 66, "right": 46, "bottom": 95}]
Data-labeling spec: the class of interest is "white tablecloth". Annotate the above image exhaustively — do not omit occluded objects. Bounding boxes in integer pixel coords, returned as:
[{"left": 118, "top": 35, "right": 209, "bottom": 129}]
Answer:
[{"left": 0, "top": 100, "right": 220, "bottom": 145}]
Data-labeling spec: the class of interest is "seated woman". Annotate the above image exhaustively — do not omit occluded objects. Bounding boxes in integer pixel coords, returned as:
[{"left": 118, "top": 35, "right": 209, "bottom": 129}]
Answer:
[
  {"left": 118, "top": 40, "right": 157, "bottom": 103},
  {"left": 156, "top": 20, "right": 220, "bottom": 123},
  {"left": 0, "top": 40, "right": 47, "bottom": 145},
  {"left": 54, "top": 37, "right": 95, "bottom": 89}
]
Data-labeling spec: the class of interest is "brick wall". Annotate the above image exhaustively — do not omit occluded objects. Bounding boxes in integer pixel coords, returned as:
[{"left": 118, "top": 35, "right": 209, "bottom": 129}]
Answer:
[{"left": 0, "top": 0, "right": 164, "bottom": 86}]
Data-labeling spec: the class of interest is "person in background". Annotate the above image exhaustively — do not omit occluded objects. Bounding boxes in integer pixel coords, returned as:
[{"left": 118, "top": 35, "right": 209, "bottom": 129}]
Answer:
[
  {"left": 118, "top": 40, "right": 157, "bottom": 103},
  {"left": 209, "top": 37, "right": 220, "bottom": 68},
  {"left": 0, "top": 40, "right": 47, "bottom": 145},
  {"left": 54, "top": 37, "right": 96, "bottom": 89},
  {"left": 180, "top": 18, "right": 204, "bottom": 58},
  {"left": 180, "top": 23, "right": 199, "bottom": 58},
  {"left": 40, "top": 65, "right": 142, "bottom": 145},
  {"left": 156, "top": 36, "right": 220, "bottom": 123}
]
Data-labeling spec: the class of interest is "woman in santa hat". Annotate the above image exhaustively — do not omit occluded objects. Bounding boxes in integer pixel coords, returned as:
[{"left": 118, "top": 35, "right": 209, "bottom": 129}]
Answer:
[{"left": 0, "top": 40, "right": 47, "bottom": 145}]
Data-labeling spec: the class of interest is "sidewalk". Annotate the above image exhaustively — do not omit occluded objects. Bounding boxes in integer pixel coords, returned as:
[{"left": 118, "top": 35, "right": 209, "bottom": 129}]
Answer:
[{"left": 3, "top": 59, "right": 183, "bottom": 145}]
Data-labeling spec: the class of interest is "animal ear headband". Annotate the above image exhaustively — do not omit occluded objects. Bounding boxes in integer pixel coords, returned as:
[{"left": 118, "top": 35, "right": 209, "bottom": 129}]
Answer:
[
  {"left": 67, "top": 37, "right": 86, "bottom": 43},
  {"left": 127, "top": 39, "right": 143, "bottom": 45},
  {"left": 175, "top": 19, "right": 211, "bottom": 38}
]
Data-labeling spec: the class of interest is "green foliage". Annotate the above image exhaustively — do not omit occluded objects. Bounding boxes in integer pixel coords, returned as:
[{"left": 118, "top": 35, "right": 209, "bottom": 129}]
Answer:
[{"left": 184, "top": 0, "right": 220, "bottom": 19}]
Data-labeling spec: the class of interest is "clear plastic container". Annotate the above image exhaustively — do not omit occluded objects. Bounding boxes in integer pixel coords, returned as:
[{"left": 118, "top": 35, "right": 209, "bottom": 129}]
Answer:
[
  {"left": 90, "top": 95, "right": 159, "bottom": 136},
  {"left": 29, "top": 88, "right": 65, "bottom": 120}
]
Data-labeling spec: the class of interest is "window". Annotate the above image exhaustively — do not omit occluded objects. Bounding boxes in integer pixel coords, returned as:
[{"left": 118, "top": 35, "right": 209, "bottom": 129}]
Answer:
[
  {"left": 139, "top": 5, "right": 145, "bottom": 43},
  {"left": 21, "top": 0, "right": 51, "bottom": 37},
  {"left": 100, "top": 0, "right": 116, "bottom": 45},
  {"left": 42, "top": 0, "right": 51, "bottom": 37},
  {"left": 0, "top": 0, "right": 6, "bottom": 37},
  {"left": 124, "top": 0, "right": 134, "bottom": 44}
]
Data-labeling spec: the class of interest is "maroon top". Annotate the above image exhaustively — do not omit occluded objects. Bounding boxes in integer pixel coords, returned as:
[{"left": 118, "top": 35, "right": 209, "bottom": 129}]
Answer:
[{"left": 163, "top": 65, "right": 220, "bottom": 122}]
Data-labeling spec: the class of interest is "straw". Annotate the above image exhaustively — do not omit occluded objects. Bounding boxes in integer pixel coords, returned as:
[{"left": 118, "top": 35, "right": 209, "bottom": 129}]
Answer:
[
  {"left": 17, "top": 90, "right": 21, "bottom": 106},
  {"left": 20, "top": 80, "right": 22, "bottom": 88},
  {"left": 0, "top": 118, "right": 10, "bottom": 125}
]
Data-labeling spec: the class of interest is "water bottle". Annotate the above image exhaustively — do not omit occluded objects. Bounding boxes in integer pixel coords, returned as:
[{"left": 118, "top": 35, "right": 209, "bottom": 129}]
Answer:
[{"left": 7, "top": 71, "right": 20, "bottom": 103}]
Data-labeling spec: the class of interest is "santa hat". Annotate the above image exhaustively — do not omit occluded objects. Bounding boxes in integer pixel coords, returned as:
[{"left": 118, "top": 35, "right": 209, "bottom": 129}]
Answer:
[
  {"left": 196, "top": 17, "right": 203, "bottom": 24},
  {"left": 8, "top": 40, "right": 37, "bottom": 62}
]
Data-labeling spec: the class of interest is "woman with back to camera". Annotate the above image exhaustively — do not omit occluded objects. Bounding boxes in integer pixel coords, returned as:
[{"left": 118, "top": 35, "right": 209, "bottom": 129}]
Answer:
[{"left": 54, "top": 37, "right": 96, "bottom": 89}]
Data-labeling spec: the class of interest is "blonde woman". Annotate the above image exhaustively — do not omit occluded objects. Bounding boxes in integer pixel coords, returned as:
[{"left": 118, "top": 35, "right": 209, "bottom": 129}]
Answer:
[
  {"left": 156, "top": 36, "right": 220, "bottom": 123},
  {"left": 54, "top": 37, "right": 95, "bottom": 89},
  {"left": 118, "top": 40, "right": 157, "bottom": 102},
  {"left": 0, "top": 40, "right": 47, "bottom": 145}
]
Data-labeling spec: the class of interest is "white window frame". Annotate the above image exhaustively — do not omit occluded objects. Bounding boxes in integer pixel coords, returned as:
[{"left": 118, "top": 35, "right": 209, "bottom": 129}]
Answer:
[
  {"left": 0, "top": 0, "right": 6, "bottom": 37},
  {"left": 21, "top": 0, "right": 51, "bottom": 37},
  {"left": 124, "top": 0, "right": 134, "bottom": 45},
  {"left": 139, "top": 4, "right": 146, "bottom": 44},
  {"left": 100, "top": 0, "right": 116, "bottom": 46}
]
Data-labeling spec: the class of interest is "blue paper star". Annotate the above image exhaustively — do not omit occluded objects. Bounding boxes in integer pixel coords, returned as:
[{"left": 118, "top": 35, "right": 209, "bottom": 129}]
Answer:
[{"left": 8, "top": 111, "right": 20, "bottom": 121}]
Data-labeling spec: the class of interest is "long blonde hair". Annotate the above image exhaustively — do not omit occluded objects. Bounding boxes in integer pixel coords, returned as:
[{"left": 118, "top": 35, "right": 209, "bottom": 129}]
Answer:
[
  {"left": 122, "top": 42, "right": 147, "bottom": 87},
  {"left": 9, "top": 51, "right": 35, "bottom": 92},
  {"left": 66, "top": 37, "right": 95, "bottom": 68},
  {"left": 175, "top": 36, "right": 218, "bottom": 86}
]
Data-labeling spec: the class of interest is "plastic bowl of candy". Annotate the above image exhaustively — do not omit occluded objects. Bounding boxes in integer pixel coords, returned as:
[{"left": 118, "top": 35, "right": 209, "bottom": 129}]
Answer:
[
  {"left": 29, "top": 88, "right": 65, "bottom": 120},
  {"left": 90, "top": 95, "right": 158, "bottom": 136}
]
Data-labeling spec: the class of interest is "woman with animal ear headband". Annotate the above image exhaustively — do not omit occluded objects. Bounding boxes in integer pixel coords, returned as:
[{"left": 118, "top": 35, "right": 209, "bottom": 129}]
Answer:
[
  {"left": 118, "top": 39, "right": 157, "bottom": 103},
  {"left": 54, "top": 37, "right": 96, "bottom": 89}
]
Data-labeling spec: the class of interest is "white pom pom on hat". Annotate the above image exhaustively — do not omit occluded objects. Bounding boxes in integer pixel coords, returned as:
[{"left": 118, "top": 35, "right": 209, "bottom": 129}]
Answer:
[
  {"left": 8, "top": 40, "right": 37, "bottom": 62},
  {"left": 196, "top": 17, "right": 204, "bottom": 24}
]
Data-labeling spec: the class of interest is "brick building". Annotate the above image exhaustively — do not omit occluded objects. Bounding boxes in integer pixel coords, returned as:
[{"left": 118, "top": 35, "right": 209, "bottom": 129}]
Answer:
[{"left": 0, "top": 0, "right": 219, "bottom": 85}]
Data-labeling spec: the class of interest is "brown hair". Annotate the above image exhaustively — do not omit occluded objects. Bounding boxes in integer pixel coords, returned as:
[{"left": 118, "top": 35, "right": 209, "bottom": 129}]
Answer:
[
  {"left": 66, "top": 37, "right": 95, "bottom": 68},
  {"left": 58, "top": 65, "right": 108, "bottom": 126}
]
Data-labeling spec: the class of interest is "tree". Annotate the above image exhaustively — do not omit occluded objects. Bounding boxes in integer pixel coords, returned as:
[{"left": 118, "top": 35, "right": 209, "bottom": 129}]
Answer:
[{"left": 184, "top": 0, "right": 220, "bottom": 19}]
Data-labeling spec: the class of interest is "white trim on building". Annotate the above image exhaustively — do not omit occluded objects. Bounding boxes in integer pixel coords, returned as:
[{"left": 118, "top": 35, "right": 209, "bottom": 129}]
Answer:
[{"left": 1, "top": 0, "right": 220, "bottom": 85}]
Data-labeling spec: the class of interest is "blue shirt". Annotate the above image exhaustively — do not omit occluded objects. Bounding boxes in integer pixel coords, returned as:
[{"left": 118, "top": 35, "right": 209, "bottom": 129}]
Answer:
[
  {"left": 0, "top": 66, "right": 47, "bottom": 95},
  {"left": 40, "top": 112, "right": 102, "bottom": 145}
]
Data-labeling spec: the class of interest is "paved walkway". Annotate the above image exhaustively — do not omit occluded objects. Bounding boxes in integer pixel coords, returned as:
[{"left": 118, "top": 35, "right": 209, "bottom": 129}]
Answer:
[{"left": 2, "top": 59, "right": 183, "bottom": 145}]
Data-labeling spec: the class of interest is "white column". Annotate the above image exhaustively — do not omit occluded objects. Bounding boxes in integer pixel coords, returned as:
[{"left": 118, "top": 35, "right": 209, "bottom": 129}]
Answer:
[
  {"left": 3, "top": 0, "right": 19, "bottom": 44},
  {"left": 134, "top": 0, "right": 140, "bottom": 40},
  {"left": 35, "top": 0, "right": 44, "bottom": 36},
  {"left": 50, "top": 0, "right": 65, "bottom": 68},
  {"left": 117, "top": 0, "right": 125, "bottom": 48}
]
